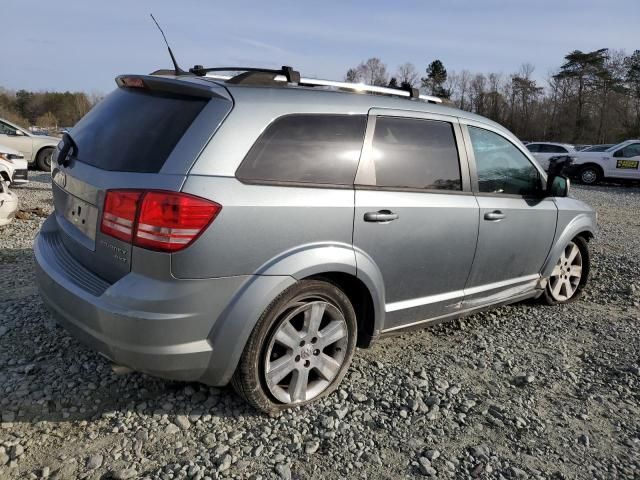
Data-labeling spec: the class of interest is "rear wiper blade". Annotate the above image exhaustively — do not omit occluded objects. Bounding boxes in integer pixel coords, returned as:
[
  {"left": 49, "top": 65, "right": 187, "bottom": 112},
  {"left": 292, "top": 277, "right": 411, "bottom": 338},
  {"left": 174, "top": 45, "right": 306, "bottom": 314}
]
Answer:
[{"left": 58, "top": 133, "right": 78, "bottom": 167}]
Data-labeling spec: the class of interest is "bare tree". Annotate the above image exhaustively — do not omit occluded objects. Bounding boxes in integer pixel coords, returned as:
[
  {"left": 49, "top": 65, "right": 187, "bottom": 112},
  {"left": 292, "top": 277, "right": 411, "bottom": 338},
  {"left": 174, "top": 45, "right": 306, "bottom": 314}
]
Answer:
[
  {"left": 396, "top": 62, "right": 419, "bottom": 88},
  {"left": 356, "top": 58, "right": 389, "bottom": 86},
  {"left": 345, "top": 68, "right": 361, "bottom": 83}
]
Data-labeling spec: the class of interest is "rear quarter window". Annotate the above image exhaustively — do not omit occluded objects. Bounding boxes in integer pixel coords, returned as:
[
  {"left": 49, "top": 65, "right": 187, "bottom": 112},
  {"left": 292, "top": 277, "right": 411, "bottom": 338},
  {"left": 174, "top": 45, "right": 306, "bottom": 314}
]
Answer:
[
  {"left": 236, "top": 114, "right": 367, "bottom": 186},
  {"left": 71, "top": 88, "right": 207, "bottom": 173}
]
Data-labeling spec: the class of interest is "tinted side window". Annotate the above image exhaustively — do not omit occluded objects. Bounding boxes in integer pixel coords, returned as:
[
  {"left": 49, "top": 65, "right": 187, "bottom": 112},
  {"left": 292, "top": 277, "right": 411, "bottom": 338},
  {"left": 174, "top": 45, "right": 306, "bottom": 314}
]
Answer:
[
  {"left": 526, "top": 144, "right": 540, "bottom": 152},
  {"left": 369, "top": 117, "right": 461, "bottom": 190},
  {"left": 540, "top": 144, "right": 567, "bottom": 153},
  {"left": 237, "top": 114, "right": 366, "bottom": 185},
  {"left": 0, "top": 122, "right": 17, "bottom": 135},
  {"left": 468, "top": 126, "right": 541, "bottom": 196},
  {"left": 615, "top": 143, "right": 640, "bottom": 158}
]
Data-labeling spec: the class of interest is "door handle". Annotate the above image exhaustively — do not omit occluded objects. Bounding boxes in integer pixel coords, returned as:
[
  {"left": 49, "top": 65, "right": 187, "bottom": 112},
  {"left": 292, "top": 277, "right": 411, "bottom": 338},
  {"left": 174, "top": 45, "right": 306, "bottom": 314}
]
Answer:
[
  {"left": 484, "top": 210, "right": 506, "bottom": 221},
  {"left": 364, "top": 210, "right": 399, "bottom": 223}
]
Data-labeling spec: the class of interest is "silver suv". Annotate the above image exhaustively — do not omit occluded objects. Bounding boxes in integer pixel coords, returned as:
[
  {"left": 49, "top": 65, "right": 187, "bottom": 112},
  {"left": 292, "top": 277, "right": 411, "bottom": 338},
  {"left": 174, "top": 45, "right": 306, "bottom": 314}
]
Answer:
[{"left": 35, "top": 66, "right": 596, "bottom": 413}]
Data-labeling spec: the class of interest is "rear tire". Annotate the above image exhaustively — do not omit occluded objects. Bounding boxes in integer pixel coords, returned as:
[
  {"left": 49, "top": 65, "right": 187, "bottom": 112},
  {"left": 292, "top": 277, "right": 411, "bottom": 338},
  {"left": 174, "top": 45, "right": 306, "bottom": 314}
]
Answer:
[
  {"left": 543, "top": 236, "right": 590, "bottom": 305},
  {"left": 232, "top": 279, "right": 357, "bottom": 414},
  {"left": 579, "top": 165, "right": 602, "bottom": 185},
  {"left": 36, "top": 147, "right": 54, "bottom": 171}
]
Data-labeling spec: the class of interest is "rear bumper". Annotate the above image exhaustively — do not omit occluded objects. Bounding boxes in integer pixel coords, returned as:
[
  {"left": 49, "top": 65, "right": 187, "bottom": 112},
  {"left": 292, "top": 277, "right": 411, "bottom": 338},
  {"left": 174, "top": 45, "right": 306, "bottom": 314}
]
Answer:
[{"left": 34, "top": 215, "right": 252, "bottom": 385}]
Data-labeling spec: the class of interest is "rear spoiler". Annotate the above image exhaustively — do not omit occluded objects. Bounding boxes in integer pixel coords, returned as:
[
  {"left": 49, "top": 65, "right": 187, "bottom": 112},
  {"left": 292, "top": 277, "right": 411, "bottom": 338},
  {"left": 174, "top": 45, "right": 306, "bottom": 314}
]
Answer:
[{"left": 115, "top": 74, "right": 227, "bottom": 99}]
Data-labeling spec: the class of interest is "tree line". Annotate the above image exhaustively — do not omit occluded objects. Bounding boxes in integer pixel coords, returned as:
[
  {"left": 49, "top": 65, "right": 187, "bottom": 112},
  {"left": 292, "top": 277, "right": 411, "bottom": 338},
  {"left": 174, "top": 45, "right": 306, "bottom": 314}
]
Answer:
[
  {"left": 346, "top": 49, "right": 640, "bottom": 144},
  {"left": 0, "top": 88, "right": 102, "bottom": 130}
]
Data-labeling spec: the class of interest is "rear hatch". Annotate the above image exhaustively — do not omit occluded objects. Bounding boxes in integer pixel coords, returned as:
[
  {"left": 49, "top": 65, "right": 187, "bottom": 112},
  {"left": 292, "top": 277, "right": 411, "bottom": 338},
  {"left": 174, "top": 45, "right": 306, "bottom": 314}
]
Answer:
[{"left": 50, "top": 75, "right": 232, "bottom": 283}]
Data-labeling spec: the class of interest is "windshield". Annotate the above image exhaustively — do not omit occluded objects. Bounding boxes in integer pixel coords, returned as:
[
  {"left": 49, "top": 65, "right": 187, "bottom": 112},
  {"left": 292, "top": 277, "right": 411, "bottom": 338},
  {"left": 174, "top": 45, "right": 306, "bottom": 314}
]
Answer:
[{"left": 606, "top": 142, "right": 630, "bottom": 153}]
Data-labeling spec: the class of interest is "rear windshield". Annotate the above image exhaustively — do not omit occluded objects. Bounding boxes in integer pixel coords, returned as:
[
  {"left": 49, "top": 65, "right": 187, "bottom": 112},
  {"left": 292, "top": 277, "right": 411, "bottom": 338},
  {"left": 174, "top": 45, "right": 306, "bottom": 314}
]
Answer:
[{"left": 70, "top": 88, "right": 207, "bottom": 173}]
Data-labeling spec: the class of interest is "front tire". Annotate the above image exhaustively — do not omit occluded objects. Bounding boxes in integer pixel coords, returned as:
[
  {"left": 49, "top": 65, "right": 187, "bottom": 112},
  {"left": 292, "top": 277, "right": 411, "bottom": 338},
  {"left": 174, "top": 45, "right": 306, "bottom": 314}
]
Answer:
[
  {"left": 36, "top": 147, "right": 54, "bottom": 171},
  {"left": 232, "top": 279, "right": 357, "bottom": 414},
  {"left": 543, "top": 237, "right": 590, "bottom": 305},
  {"left": 579, "top": 165, "right": 602, "bottom": 185}
]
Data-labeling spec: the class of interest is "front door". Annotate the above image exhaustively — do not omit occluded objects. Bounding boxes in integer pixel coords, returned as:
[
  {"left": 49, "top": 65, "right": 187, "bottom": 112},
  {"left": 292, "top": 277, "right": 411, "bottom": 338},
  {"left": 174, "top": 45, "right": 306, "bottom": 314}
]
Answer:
[
  {"left": 610, "top": 142, "right": 640, "bottom": 179},
  {"left": 462, "top": 124, "right": 557, "bottom": 306},
  {"left": 0, "top": 120, "right": 32, "bottom": 160},
  {"left": 353, "top": 111, "right": 479, "bottom": 331}
]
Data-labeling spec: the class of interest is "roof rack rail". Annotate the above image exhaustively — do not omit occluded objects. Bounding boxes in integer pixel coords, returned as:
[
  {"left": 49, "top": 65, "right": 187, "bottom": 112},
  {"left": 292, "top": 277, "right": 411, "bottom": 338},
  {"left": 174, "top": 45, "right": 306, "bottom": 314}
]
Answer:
[
  {"left": 171, "top": 65, "right": 442, "bottom": 104},
  {"left": 189, "top": 65, "right": 301, "bottom": 83}
]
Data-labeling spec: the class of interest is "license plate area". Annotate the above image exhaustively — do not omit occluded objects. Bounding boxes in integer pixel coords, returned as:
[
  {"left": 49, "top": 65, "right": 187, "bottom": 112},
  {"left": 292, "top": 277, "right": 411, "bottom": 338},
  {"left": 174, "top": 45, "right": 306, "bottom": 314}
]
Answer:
[{"left": 62, "top": 193, "right": 99, "bottom": 243}]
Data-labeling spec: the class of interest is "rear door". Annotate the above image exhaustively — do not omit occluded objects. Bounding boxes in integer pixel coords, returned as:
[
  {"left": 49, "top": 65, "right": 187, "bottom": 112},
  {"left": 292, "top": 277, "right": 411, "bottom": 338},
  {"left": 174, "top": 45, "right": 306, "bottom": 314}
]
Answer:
[
  {"left": 353, "top": 109, "right": 478, "bottom": 331},
  {"left": 461, "top": 123, "right": 557, "bottom": 306},
  {"left": 50, "top": 76, "right": 232, "bottom": 283}
]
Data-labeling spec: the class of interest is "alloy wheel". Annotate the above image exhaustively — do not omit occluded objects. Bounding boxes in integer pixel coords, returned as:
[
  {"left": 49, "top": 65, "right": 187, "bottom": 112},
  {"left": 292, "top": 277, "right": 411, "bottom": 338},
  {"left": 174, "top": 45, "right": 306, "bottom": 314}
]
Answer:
[
  {"left": 581, "top": 168, "right": 597, "bottom": 184},
  {"left": 548, "top": 241, "right": 583, "bottom": 301},
  {"left": 264, "top": 298, "right": 348, "bottom": 404}
]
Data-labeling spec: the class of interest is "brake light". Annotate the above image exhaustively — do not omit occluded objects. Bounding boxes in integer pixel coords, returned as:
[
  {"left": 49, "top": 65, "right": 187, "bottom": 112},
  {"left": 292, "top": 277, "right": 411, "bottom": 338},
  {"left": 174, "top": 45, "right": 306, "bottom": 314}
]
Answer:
[
  {"left": 135, "top": 192, "right": 221, "bottom": 252},
  {"left": 101, "top": 191, "right": 141, "bottom": 242},
  {"left": 100, "top": 190, "right": 221, "bottom": 252},
  {"left": 120, "top": 77, "right": 146, "bottom": 89}
]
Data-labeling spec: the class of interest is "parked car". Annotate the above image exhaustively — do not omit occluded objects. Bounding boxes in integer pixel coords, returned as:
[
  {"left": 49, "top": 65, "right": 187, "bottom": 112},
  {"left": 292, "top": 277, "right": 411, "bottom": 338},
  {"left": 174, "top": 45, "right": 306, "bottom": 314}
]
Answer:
[
  {"left": 34, "top": 67, "right": 595, "bottom": 413},
  {"left": 0, "top": 180, "right": 19, "bottom": 226},
  {"left": 525, "top": 142, "right": 576, "bottom": 171},
  {"left": 0, "top": 144, "right": 29, "bottom": 186},
  {"left": 569, "top": 139, "right": 640, "bottom": 184},
  {"left": 579, "top": 144, "right": 614, "bottom": 153},
  {"left": 0, "top": 118, "right": 59, "bottom": 171}
]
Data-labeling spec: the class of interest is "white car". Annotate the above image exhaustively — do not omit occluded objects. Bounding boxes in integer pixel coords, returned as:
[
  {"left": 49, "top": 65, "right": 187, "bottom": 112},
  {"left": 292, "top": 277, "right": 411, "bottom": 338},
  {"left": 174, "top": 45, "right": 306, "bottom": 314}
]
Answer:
[
  {"left": 0, "top": 144, "right": 29, "bottom": 186},
  {"left": 525, "top": 142, "right": 576, "bottom": 171},
  {"left": 569, "top": 139, "right": 640, "bottom": 184},
  {"left": 0, "top": 118, "right": 59, "bottom": 171},
  {"left": 0, "top": 180, "right": 18, "bottom": 226}
]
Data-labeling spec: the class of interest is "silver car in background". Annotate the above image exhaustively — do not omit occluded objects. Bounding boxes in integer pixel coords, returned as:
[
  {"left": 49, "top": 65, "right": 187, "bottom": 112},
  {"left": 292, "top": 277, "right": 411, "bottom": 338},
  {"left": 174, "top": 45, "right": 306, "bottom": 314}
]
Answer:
[{"left": 34, "top": 66, "right": 596, "bottom": 413}]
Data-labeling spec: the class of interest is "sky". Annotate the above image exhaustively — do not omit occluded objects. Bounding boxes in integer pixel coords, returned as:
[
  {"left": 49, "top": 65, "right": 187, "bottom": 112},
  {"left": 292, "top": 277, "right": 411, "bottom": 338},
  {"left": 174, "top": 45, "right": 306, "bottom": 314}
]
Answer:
[{"left": 2, "top": 0, "right": 638, "bottom": 94}]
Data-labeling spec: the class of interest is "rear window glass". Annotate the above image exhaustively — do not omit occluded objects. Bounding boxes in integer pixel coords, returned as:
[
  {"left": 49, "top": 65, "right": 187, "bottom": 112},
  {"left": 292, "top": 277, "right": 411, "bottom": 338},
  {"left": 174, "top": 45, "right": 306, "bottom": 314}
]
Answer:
[
  {"left": 70, "top": 88, "right": 207, "bottom": 173},
  {"left": 236, "top": 114, "right": 367, "bottom": 185}
]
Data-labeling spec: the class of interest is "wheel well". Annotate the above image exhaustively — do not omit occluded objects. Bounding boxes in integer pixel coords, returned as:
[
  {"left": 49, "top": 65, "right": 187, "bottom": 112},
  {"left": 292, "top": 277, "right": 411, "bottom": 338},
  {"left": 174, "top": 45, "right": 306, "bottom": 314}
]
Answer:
[
  {"left": 0, "top": 171, "right": 9, "bottom": 182},
  {"left": 36, "top": 145, "right": 55, "bottom": 159},
  {"left": 575, "top": 231, "right": 594, "bottom": 243},
  {"left": 579, "top": 163, "right": 604, "bottom": 175},
  {"left": 305, "top": 272, "right": 376, "bottom": 348}
]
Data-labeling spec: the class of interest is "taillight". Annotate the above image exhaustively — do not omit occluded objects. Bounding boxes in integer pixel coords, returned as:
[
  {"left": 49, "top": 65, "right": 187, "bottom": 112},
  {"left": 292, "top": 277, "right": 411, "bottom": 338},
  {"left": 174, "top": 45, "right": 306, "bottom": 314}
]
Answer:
[
  {"left": 100, "top": 190, "right": 221, "bottom": 252},
  {"left": 101, "top": 191, "right": 141, "bottom": 242}
]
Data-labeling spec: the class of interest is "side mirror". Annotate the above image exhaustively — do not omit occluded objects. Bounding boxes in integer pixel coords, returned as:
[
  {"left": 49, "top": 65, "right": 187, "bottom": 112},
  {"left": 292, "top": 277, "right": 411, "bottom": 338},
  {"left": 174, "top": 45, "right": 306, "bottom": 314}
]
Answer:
[
  {"left": 613, "top": 149, "right": 624, "bottom": 158},
  {"left": 547, "top": 175, "right": 570, "bottom": 197},
  {"left": 13, "top": 130, "right": 25, "bottom": 136}
]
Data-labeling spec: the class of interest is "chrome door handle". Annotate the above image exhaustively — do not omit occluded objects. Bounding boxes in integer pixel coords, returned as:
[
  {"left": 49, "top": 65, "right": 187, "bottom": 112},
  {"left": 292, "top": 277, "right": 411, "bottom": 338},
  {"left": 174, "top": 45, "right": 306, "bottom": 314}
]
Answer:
[
  {"left": 364, "top": 210, "right": 399, "bottom": 222},
  {"left": 484, "top": 211, "right": 506, "bottom": 221}
]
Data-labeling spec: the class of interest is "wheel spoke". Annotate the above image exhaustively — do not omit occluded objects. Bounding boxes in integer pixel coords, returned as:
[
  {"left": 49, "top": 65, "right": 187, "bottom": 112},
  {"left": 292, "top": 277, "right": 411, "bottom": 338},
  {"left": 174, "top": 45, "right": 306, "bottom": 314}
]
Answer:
[
  {"left": 567, "top": 244, "right": 580, "bottom": 264},
  {"left": 564, "top": 278, "right": 575, "bottom": 297},
  {"left": 304, "top": 302, "right": 326, "bottom": 337},
  {"left": 315, "top": 353, "right": 341, "bottom": 381},
  {"left": 552, "top": 278, "right": 563, "bottom": 297},
  {"left": 266, "top": 353, "right": 296, "bottom": 385},
  {"left": 274, "top": 321, "right": 301, "bottom": 349},
  {"left": 569, "top": 266, "right": 582, "bottom": 278},
  {"left": 319, "top": 320, "right": 347, "bottom": 347},
  {"left": 289, "top": 368, "right": 309, "bottom": 403},
  {"left": 551, "top": 264, "right": 562, "bottom": 277}
]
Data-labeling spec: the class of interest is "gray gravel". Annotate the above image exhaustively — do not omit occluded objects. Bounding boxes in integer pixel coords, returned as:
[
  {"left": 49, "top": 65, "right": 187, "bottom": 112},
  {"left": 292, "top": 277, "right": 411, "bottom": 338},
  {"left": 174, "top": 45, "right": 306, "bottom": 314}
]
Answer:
[{"left": 1, "top": 175, "right": 639, "bottom": 479}]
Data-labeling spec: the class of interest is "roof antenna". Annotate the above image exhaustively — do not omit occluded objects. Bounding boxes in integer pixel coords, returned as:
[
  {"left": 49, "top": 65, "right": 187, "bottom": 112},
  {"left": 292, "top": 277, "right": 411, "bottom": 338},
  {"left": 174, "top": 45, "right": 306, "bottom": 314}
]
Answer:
[{"left": 150, "top": 13, "right": 187, "bottom": 75}]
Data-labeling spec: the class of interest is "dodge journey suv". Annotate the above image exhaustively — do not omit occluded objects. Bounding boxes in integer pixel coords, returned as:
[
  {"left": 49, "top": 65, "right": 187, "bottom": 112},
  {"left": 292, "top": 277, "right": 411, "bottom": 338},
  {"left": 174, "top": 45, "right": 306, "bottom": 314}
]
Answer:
[{"left": 35, "top": 66, "right": 596, "bottom": 413}]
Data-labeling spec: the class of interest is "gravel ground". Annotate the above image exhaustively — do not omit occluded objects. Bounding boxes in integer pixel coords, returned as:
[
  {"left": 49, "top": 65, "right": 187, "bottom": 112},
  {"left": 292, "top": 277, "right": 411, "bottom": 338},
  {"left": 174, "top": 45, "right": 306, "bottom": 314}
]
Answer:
[{"left": 1, "top": 174, "right": 639, "bottom": 480}]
